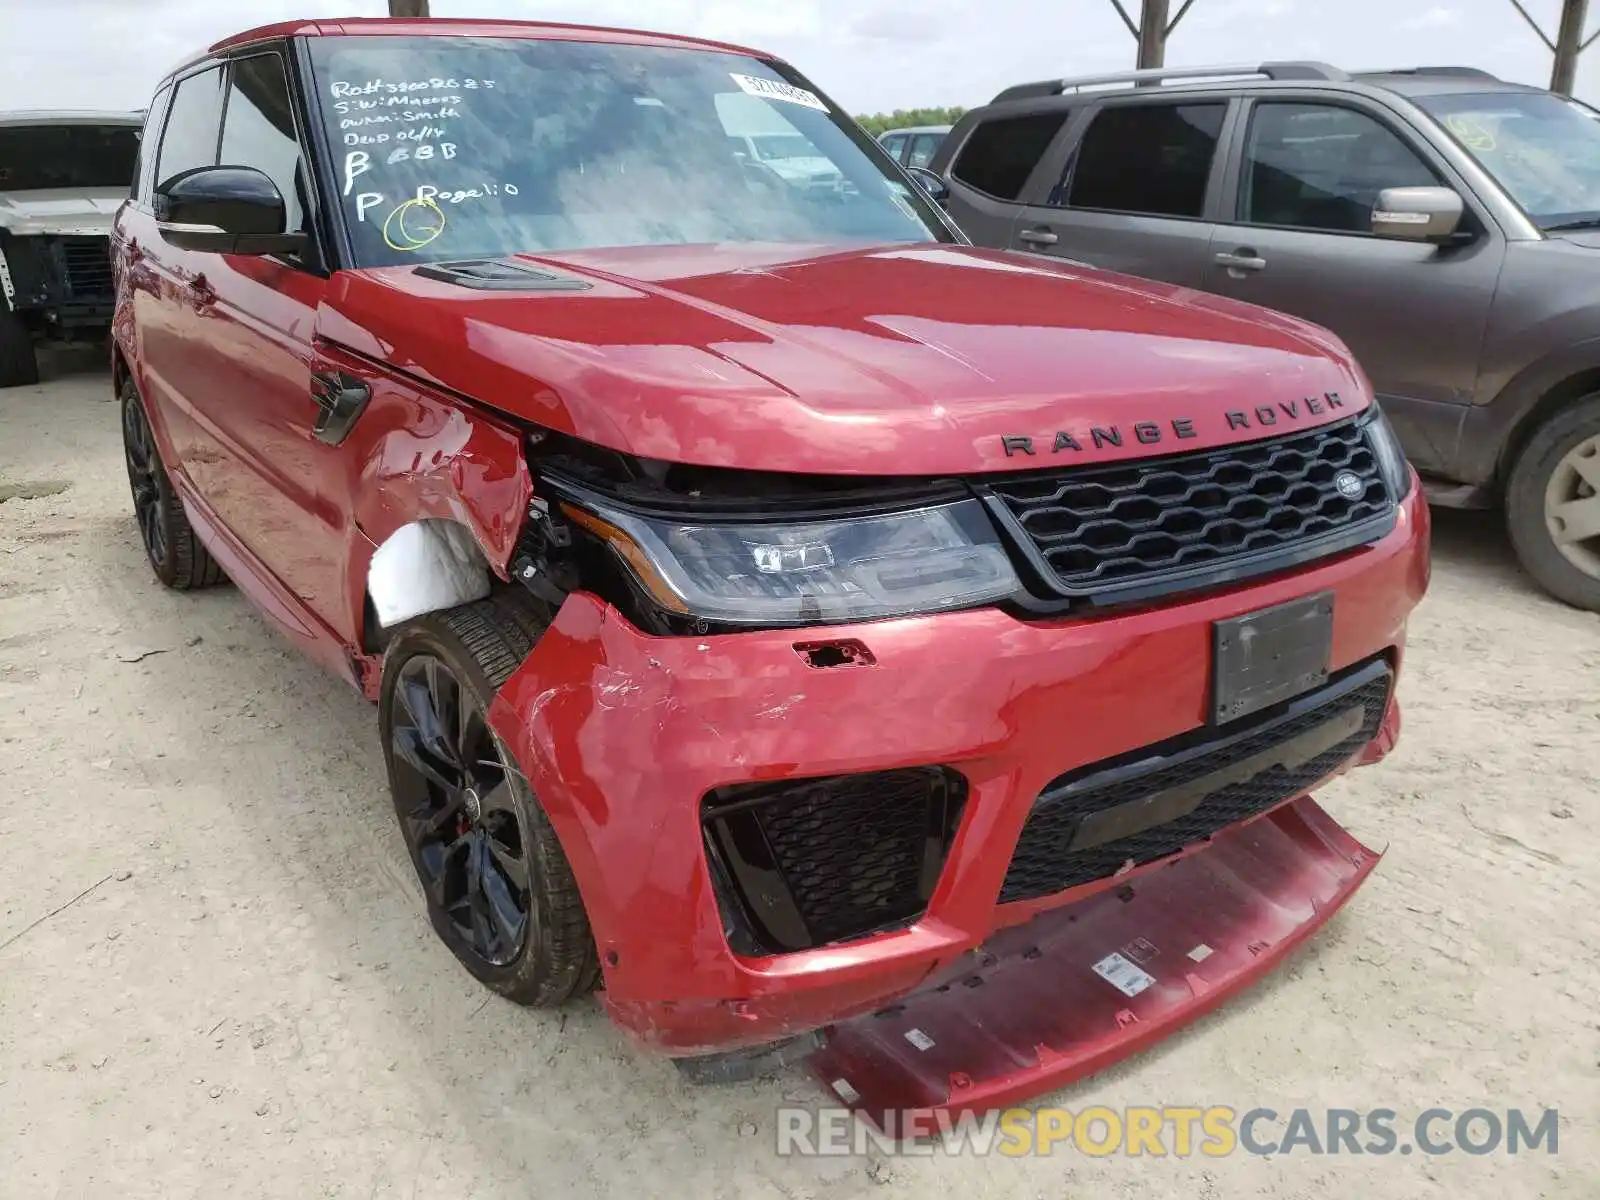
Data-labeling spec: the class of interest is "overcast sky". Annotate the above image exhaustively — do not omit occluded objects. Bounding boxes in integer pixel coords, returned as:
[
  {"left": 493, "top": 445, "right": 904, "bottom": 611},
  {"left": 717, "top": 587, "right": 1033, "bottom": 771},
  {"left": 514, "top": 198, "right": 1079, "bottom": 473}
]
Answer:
[{"left": 4, "top": 0, "right": 1599, "bottom": 114}]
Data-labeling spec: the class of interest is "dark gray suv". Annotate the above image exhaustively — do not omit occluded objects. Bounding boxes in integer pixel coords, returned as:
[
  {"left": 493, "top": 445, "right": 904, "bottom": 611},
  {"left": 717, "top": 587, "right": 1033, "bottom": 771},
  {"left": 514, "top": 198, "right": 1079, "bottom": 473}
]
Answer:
[{"left": 935, "top": 62, "right": 1600, "bottom": 611}]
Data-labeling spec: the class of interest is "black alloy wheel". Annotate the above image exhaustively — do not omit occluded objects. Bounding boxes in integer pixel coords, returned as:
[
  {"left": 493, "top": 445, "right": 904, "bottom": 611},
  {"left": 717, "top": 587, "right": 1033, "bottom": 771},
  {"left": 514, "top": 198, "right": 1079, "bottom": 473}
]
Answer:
[
  {"left": 389, "top": 653, "right": 532, "bottom": 967},
  {"left": 378, "top": 592, "right": 599, "bottom": 1006},
  {"left": 119, "top": 378, "right": 225, "bottom": 589},
  {"left": 122, "top": 387, "right": 167, "bottom": 568}
]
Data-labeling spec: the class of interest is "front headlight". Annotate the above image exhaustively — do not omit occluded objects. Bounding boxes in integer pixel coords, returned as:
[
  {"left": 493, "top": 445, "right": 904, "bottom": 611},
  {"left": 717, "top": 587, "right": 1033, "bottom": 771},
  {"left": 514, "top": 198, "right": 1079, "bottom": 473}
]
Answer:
[
  {"left": 1364, "top": 406, "right": 1413, "bottom": 500},
  {"left": 560, "top": 494, "right": 1020, "bottom": 626}
]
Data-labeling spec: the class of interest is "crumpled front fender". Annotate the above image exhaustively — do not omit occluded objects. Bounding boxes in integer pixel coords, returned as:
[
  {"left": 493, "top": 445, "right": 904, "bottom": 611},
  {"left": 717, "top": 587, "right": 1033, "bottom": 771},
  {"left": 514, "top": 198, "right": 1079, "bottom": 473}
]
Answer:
[{"left": 316, "top": 339, "right": 533, "bottom": 663}]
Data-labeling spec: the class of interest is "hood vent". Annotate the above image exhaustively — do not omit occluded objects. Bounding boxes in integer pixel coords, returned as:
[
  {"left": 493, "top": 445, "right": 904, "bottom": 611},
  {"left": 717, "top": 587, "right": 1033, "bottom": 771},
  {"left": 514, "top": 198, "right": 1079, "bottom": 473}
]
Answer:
[{"left": 413, "top": 258, "right": 592, "bottom": 292}]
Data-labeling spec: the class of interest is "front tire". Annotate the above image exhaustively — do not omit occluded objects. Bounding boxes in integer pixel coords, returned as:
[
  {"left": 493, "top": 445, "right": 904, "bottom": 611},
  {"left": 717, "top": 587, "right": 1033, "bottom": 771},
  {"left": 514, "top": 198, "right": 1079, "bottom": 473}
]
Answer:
[
  {"left": 1506, "top": 395, "right": 1600, "bottom": 612},
  {"left": 379, "top": 591, "right": 599, "bottom": 1006},
  {"left": 120, "top": 378, "right": 225, "bottom": 589},
  {"left": 0, "top": 308, "right": 39, "bottom": 388}
]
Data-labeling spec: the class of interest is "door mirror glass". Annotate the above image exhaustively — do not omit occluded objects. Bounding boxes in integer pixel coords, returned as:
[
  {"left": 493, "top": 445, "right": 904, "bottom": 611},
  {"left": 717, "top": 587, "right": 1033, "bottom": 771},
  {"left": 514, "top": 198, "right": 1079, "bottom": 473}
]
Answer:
[
  {"left": 905, "top": 165, "right": 950, "bottom": 203},
  {"left": 155, "top": 165, "right": 304, "bottom": 254},
  {"left": 1371, "top": 185, "right": 1464, "bottom": 242}
]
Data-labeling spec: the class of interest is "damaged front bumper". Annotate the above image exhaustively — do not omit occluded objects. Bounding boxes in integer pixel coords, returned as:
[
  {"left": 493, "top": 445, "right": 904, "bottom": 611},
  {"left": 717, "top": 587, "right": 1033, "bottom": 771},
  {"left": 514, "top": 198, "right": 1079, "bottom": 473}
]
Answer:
[
  {"left": 810, "top": 793, "right": 1379, "bottom": 1124},
  {"left": 485, "top": 488, "right": 1427, "bottom": 1070},
  {"left": 0, "top": 229, "right": 115, "bottom": 329}
]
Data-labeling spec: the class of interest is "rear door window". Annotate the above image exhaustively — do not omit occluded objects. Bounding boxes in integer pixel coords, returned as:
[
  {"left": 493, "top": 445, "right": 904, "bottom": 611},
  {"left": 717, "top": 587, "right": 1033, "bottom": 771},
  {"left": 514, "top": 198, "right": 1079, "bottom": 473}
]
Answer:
[
  {"left": 907, "top": 132, "right": 943, "bottom": 169},
  {"left": 1239, "top": 102, "right": 1440, "bottom": 232},
  {"left": 220, "top": 53, "right": 306, "bottom": 234},
  {"left": 950, "top": 111, "right": 1068, "bottom": 201},
  {"left": 156, "top": 67, "right": 226, "bottom": 188},
  {"left": 1060, "top": 102, "right": 1226, "bottom": 217},
  {"left": 882, "top": 133, "right": 908, "bottom": 162}
]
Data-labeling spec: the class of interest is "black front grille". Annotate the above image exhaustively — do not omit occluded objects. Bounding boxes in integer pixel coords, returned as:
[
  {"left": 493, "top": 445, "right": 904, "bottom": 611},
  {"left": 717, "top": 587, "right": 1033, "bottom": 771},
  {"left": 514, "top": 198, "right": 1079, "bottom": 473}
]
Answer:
[
  {"left": 702, "top": 767, "right": 966, "bottom": 954},
  {"left": 59, "top": 237, "right": 113, "bottom": 299},
  {"left": 999, "top": 661, "right": 1391, "bottom": 904},
  {"left": 986, "top": 416, "right": 1394, "bottom": 605}
]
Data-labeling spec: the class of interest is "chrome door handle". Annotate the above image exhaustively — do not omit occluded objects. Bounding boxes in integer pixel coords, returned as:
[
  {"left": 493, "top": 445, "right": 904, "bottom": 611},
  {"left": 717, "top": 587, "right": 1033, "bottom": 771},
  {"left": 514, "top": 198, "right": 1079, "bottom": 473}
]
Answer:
[
  {"left": 1018, "top": 228, "right": 1059, "bottom": 247},
  {"left": 1215, "top": 251, "right": 1267, "bottom": 271}
]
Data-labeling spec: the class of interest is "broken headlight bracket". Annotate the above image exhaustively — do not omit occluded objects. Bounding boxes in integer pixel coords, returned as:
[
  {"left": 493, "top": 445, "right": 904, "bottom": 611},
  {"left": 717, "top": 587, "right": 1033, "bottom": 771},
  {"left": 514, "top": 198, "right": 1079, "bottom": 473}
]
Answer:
[{"left": 510, "top": 497, "right": 579, "bottom": 607}]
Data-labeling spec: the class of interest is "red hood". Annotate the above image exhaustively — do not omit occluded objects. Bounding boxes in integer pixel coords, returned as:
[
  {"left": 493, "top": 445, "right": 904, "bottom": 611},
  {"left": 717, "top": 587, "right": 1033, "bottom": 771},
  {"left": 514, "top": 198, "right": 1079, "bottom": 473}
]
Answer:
[{"left": 318, "top": 243, "right": 1370, "bottom": 476}]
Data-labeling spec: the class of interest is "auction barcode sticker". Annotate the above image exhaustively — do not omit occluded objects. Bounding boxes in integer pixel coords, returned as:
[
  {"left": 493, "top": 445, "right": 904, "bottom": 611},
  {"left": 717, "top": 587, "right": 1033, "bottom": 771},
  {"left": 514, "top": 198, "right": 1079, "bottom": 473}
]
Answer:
[
  {"left": 1092, "top": 951, "right": 1156, "bottom": 997},
  {"left": 730, "top": 73, "right": 829, "bottom": 112}
]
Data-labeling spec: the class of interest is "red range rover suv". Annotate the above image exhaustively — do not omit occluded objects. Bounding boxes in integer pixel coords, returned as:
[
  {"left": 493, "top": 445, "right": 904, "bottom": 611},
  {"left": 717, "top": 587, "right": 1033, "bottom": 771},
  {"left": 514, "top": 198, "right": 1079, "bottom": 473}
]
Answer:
[{"left": 113, "top": 18, "right": 1429, "bottom": 1111}]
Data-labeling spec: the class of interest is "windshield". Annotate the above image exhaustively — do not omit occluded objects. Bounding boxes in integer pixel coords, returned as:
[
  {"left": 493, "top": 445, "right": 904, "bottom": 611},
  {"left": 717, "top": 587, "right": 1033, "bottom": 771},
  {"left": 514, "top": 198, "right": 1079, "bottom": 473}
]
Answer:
[
  {"left": 307, "top": 36, "right": 945, "bottom": 267},
  {"left": 0, "top": 124, "right": 139, "bottom": 192},
  {"left": 1418, "top": 91, "right": 1600, "bottom": 229}
]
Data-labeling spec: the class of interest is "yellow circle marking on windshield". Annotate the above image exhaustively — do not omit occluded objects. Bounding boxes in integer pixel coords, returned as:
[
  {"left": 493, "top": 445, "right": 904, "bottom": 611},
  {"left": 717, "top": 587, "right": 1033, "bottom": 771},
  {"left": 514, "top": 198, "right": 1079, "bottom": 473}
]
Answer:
[
  {"left": 1445, "top": 113, "right": 1496, "bottom": 152},
  {"left": 382, "top": 196, "right": 446, "bottom": 252}
]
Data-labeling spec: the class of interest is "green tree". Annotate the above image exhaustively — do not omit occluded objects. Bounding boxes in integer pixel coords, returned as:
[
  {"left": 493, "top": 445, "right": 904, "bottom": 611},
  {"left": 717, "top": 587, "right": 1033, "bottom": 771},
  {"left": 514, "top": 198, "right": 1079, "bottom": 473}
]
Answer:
[{"left": 853, "top": 107, "right": 966, "bottom": 137}]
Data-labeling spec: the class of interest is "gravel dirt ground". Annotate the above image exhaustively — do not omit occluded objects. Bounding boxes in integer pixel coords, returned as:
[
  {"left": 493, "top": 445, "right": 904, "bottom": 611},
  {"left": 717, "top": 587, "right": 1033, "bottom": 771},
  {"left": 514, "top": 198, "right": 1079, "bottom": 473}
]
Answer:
[{"left": 2, "top": 356, "right": 1597, "bottom": 1199}]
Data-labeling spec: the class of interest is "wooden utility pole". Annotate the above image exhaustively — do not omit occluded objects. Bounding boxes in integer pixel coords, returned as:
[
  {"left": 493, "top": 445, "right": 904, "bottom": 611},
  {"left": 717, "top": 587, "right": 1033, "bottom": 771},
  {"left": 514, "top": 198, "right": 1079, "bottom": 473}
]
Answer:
[
  {"left": 1508, "top": 0, "right": 1599, "bottom": 95},
  {"left": 388, "top": 0, "right": 429, "bottom": 16},
  {"left": 1106, "top": 0, "right": 1201, "bottom": 70}
]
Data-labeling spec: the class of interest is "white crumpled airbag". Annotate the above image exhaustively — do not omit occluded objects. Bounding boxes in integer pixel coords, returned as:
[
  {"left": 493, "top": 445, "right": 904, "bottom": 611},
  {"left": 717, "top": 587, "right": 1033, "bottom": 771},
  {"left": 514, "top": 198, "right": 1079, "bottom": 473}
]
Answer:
[{"left": 368, "top": 520, "right": 491, "bottom": 628}]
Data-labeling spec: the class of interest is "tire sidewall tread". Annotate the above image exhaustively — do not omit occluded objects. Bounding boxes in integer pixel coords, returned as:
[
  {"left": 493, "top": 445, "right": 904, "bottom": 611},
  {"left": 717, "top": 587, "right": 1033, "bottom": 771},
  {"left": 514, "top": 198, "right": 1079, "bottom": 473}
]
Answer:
[{"left": 1506, "top": 394, "right": 1600, "bottom": 612}]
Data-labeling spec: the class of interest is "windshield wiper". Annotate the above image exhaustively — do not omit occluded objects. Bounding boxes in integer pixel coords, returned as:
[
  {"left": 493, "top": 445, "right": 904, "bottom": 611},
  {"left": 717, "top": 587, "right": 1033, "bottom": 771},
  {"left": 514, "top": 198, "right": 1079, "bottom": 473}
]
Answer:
[{"left": 1542, "top": 216, "right": 1600, "bottom": 231}]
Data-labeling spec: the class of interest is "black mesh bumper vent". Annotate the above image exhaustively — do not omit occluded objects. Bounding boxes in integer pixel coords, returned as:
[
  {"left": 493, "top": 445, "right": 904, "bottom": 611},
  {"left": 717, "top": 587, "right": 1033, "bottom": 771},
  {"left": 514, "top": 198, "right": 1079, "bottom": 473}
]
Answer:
[
  {"left": 999, "top": 659, "right": 1391, "bottom": 904},
  {"left": 703, "top": 767, "right": 967, "bottom": 955}
]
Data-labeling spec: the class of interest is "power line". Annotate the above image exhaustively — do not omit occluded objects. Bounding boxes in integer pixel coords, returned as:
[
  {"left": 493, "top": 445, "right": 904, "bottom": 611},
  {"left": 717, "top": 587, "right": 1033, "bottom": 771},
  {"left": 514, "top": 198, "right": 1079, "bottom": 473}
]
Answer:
[
  {"left": 1507, "top": 0, "right": 1595, "bottom": 95},
  {"left": 1104, "top": 0, "right": 1201, "bottom": 69}
]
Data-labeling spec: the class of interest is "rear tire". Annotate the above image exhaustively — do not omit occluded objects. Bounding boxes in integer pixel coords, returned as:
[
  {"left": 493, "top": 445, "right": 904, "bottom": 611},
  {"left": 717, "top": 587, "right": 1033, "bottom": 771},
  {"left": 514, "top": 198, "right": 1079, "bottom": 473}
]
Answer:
[
  {"left": 120, "top": 377, "right": 226, "bottom": 590},
  {"left": 379, "top": 590, "right": 600, "bottom": 1007},
  {"left": 0, "top": 308, "right": 39, "bottom": 388},
  {"left": 1506, "top": 394, "right": 1600, "bottom": 612}
]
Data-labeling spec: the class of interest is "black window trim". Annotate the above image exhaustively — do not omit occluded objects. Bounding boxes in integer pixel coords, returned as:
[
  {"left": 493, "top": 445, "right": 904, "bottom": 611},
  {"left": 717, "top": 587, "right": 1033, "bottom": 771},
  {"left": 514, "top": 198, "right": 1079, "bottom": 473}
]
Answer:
[
  {"left": 145, "top": 42, "right": 337, "bottom": 274},
  {"left": 292, "top": 36, "right": 356, "bottom": 272},
  {"left": 1218, "top": 90, "right": 1499, "bottom": 243},
  {"left": 947, "top": 100, "right": 1078, "bottom": 203},
  {"left": 219, "top": 43, "right": 331, "bottom": 275},
  {"left": 1042, "top": 93, "right": 1237, "bottom": 224},
  {"left": 152, "top": 61, "right": 227, "bottom": 200}
]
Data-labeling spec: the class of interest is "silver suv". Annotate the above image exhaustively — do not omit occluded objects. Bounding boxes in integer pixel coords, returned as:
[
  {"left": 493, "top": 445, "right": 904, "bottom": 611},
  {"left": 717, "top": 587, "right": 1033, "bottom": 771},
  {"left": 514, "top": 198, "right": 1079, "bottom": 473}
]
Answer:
[
  {"left": 935, "top": 63, "right": 1600, "bottom": 611},
  {"left": 0, "top": 110, "right": 142, "bottom": 387}
]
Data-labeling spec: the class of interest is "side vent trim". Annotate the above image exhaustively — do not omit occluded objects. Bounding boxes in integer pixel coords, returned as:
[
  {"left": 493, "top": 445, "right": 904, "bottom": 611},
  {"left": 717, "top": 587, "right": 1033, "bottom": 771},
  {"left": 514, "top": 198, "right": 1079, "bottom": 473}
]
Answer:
[{"left": 310, "top": 371, "right": 371, "bottom": 446}]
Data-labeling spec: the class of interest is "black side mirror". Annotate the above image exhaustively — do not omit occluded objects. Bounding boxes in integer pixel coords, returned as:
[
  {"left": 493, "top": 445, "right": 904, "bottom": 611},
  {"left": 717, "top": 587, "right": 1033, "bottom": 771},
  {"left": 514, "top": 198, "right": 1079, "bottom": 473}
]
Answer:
[
  {"left": 155, "top": 165, "right": 305, "bottom": 255},
  {"left": 905, "top": 165, "right": 950, "bottom": 204}
]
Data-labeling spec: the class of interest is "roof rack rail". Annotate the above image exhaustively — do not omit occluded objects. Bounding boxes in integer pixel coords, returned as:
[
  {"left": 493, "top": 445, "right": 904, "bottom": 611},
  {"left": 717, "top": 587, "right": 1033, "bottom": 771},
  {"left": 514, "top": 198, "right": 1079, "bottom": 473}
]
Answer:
[
  {"left": 1354, "top": 66, "right": 1501, "bottom": 80},
  {"left": 991, "top": 62, "right": 1349, "bottom": 103}
]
